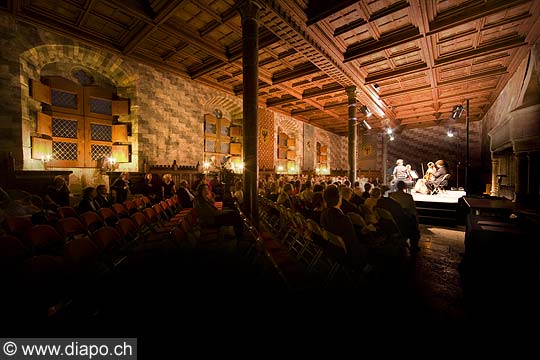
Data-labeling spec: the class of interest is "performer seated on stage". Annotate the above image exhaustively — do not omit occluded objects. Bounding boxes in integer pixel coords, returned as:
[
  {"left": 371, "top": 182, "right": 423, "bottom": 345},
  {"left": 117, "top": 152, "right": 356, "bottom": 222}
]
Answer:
[
  {"left": 414, "top": 161, "right": 435, "bottom": 194},
  {"left": 426, "top": 160, "right": 448, "bottom": 193}
]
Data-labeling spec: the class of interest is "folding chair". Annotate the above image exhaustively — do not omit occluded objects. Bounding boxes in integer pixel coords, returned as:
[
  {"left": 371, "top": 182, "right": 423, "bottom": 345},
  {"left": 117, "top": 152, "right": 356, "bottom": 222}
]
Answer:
[{"left": 430, "top": 174, "right": 451, "bottom": 195}]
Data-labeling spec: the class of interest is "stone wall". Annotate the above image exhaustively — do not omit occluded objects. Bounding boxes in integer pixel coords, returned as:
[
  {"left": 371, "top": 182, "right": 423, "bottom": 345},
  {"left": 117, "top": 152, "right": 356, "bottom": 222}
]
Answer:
[{"left": 0, "top": 12, "right": 347, "bottom": 193}]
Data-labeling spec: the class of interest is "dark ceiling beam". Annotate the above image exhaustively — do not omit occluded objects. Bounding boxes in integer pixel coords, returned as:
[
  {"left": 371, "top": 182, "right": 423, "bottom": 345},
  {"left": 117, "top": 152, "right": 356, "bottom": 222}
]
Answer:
[
  {"left": 189, "top": 28, "right": 281, "bottom": 79},
  {"left": 302, "top": 82, "right": 344, "bottom": 98},
  {"left": 381, "top": 84, "right": 432, "bottom": 98},
  {"left": 123, "top": 0, "right": 186, "bottom": 55},
  {"left": 75, "top": 0, "right": 98, "bottom": 28},
  {"left": 267, "top": 94, "right": 298, "bottom": 107},
  {"left": 428, "top": 0, "right": 530, "bottom": 34},
  {"left": 107, "top": 0, "right": 155, "bottom": 23},
  {"left": 365, "top": 62, "right": 428, "bottom": 84},
  {"left": 272, "top": 62, "right": 321, "bottom": 85},
  {"left": 14, "top": 9, "right": 122, "bottom": 52},
  {"left": 333, "top": 0, "right": 409, "bottom": 36},
  {"left": 437, "top": 67, "right": 508, "bottom": 86},
  {"left": 344, "top": 24, "right": 422, "bottom": 63},
  {"left": 198, "top": 6, "right": 239, "bottom": 37},
  {"left": 160, "top": 23, "right": 228, "bottom": 62},
  {"left": 434, "top": 35, "right": 526, "bottom": 66},
  {"left": 291, "top": 106, "right": 319, "bottom": 116},
  {"left": 305, "top": 0, "right": 358, "bottom": 26}
]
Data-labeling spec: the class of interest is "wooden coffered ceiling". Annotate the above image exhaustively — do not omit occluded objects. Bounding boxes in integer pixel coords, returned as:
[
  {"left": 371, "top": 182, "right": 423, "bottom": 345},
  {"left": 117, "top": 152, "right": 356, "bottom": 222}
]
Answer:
[{"left": 3, "top": 0, "right": 540, "bottom": 135}]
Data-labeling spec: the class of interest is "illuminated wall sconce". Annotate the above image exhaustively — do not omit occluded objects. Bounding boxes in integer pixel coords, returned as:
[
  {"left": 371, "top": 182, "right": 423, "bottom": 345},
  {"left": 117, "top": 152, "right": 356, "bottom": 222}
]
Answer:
[
  {"left": 389, "top": 135, "right": 395, "bottom": 141},
  {"left": 386, "top": 128, "right": 393, "bottom": 135},
  {"left": 447, "top": 129, "right": 455, "bottom": 137},
  {"left": 277, "top": 165, "right": 284, "bottom": 172}
]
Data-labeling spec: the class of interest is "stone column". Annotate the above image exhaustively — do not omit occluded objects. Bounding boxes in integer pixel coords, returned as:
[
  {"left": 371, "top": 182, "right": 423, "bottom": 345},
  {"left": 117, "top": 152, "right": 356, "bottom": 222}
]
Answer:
[
  {"left": 346, "top": 86, "right": 357, "bottom": 183},
  {"left": 490, "top": 157, "right": 500, "bottom": 196},
  {"left": 239, "top": 0, "right": 262, "bottom": 225}
]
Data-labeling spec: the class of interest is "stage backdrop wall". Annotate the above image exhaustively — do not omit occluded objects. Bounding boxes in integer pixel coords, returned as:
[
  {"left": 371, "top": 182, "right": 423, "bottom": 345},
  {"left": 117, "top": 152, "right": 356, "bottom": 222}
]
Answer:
[{"left": 386, "top": 122, "right": 482, "bottom": 189}]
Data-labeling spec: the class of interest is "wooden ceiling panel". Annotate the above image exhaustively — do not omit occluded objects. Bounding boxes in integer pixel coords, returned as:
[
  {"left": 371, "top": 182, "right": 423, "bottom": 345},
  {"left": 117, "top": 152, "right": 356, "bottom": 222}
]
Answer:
[
  {"left": 10, "top": 0, "right": 540, "bottom": 134},
  {"left": 373, "top": 8, "right": 411, "bottom": 35}
]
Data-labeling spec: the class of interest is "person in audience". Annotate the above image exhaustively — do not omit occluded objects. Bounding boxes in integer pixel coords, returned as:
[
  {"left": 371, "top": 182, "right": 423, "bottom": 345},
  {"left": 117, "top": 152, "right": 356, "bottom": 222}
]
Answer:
[
  {"left": 353, "top": 181, "right": 362, "bottom": 196},
  {"left": 178, "top": 180, "right": 195, "bottom": 208},
  {"left": 320, "top": 185, "right": 366, "bottom": 267},
  {"left": 45, "top": 175, "right": 70, "bottom": 209},
  {"left": 78, "top": 187, "right": 99, "bottom": 213},
  {"left": 161, "top": 174, "right": 176, "bottom": 200},
  {"left": 95, "top": 184, "right": 112, "bottom": 209},
  {"left": 258, "top": 180, "right": 266, "bottom": 196},
  {"left": 268, "top": 182, "right": 279, "bottom": 202},
  {"left": 377, "top": 187, "right": 415, "bottom": 250},
  {"left": 339, "top": 187, "right": 360, "bottom": 214},
  {"left": 361, "top": 182, "right": 372, "bottom": 201},
  {"left": 143, "top": 173, "right": 159, "bottom": 202},
  {"left": 276, "top": 183, "right": 294, "bottom": 208},
  {"left": 298, "top": 180, "right": 314, "bottom": 203},
  {"left": 313, "top": 183, "right": 324, "bottom": 193},
  {"left": 293, "top": 180, "right": 301, "bottom": 195},
  {"left": 233, "top": 181, "right": 243, "bottom": 205},
  {"left": 304, "top": 191, "right": 324, "bottom": 224},
  {"left": 364, "top": 187, "right": 381, "bottom": 212},
  {"left": 112, "top": 172, "right": 130, "bottom": 204},
  {"left": 194, "top": 183, "right": 243, "bottom": 241},
  {"left": 390, "top": 181, "right": 417, "bottom": 218},
  {"left": 192, "top": 173, "right": 212, "bottom": 195}
]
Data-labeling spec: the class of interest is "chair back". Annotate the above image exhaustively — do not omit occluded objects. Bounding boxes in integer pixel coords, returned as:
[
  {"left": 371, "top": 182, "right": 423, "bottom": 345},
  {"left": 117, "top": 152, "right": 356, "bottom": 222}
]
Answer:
[{"left": 322, "top": 230, "right": 348, "bottom": 254}]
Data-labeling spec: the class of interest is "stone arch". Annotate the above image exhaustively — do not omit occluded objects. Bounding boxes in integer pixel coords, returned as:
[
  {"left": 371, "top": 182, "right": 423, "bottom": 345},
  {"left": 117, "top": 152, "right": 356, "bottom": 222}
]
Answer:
[
  {"left": 19, "top": 44, "right": 136, "bottom": 87},
  {"left": 19, "top": 44, "right": 138, "bottom": 172},
  {"left": 200, "top": 95, "right": 243, "bottom": 119}
]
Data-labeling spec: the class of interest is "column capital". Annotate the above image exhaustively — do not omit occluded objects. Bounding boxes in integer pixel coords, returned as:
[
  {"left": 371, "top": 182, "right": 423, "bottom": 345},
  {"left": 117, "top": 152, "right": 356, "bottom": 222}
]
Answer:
[
  {"left": 237, "top": 0, "right": 264, "bottom": 21},
  {"left": 345, "top": 86, "right": 357, "bottom": 99}
]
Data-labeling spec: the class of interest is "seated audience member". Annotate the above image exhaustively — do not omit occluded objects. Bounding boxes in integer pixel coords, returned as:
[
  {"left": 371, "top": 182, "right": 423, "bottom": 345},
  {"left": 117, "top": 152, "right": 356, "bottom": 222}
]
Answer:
[
  {"left": 193, "top": 183, "right": 243, "bottom": 240},
  {"left": 320, "top": 185, "right": 366, "bottom": 267},
  {"left": 313, "top": 183, "right": 324, "bottom": 193},
  {"left": 45, "top": 175, "right": 70, "bottom": 209},
  {"left": 233, "top": 181, "right": 244, "bottom": 205},
  {"left": 113, "top": 172, "right": 130, "bottom": 204},
  {"left": 95, "top": 184, "right": 112, "bottom": 209},
  {"left": 364, "top": 187, "right": 381, "bottom": 212},
  {"left": 143, "top": 173, "right": 159, "bottom": 202},
  {"left": 299, "top": 180, "right": 314, "bottom": 203},
  {"left": 339, "top": 187, "right": 360, "bottom": 214},
  {"left": 267, "top": 182, "right": 279, "bottom": 202},
  {"left": 78, "top": 187, "right": 100, "bottom": 213},
  {"left": 304, "top": 191, "right": 325, "bottom": 224},
  {"left": 353, "top": 181, "right": 363, "bottom": 196},
  {"left": 388, "top": 181, "right": 420, "bottom": 252},
  {"left": 361, "top": 182, "right": 372, "bottom": 200},
  {"left": 276, "top": 183, "right": 294, "bottom": 208},
  {"left": 390, "top": 181, "right": 417, "bottom": 218},
  {"left": 177, "top": 180, "right": 195, "bottom": 208},
  {"left": 161, "top": 174, "right": 176, "bottom": 200}
]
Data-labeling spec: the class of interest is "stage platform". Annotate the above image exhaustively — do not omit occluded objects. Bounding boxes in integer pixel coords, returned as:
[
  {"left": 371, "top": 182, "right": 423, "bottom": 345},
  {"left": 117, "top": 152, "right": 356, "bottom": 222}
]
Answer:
[
  {"left": 412, "top": 190, "right": 467, "bottom": 226},
  {"left": 412, "top": 190, "right": 467, "bottom": 204}
]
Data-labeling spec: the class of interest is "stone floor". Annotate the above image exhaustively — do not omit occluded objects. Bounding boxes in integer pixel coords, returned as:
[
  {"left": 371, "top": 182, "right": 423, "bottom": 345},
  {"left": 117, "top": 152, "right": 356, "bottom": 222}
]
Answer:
[{"left": 412, "top": 224, "right": 466, "bottom": 320}]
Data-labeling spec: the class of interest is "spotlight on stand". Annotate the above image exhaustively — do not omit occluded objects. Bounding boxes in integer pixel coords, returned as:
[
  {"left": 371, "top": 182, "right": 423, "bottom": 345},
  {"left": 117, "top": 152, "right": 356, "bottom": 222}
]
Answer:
[
  {"left": 451, "top": 104, "right": 464, "bottom": 120},
  {"left": 361, "top": 119, "right": 371, "bottom": 130},
  {"left": 359, "top": 105, "right": 372, "bottom": 117}
]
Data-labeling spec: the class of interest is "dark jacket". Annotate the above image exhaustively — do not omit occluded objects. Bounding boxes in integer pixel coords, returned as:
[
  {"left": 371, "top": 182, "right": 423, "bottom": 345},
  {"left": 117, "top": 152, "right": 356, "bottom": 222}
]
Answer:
[
  {"left": 340, "top": 199, "right": 360, "bottom": 214},
  {"left": 95, "top": 194, "right": 112, "bottom": 209},
  {"left": 178, "top": 187, "right": 194, "bottom": 208},
  {"left": 193, "top": 196, "right": 219, "bottom": 225},
  {"left": 320, "top": 207, "right": 365, "bottom": 265},
  {"left": 78, "top": 198, "right": 100, "bottom": 213}
]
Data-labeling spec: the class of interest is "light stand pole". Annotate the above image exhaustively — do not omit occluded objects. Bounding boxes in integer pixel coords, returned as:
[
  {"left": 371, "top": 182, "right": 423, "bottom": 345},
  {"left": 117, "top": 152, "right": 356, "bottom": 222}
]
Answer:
[{"left": 465, "top": 99, "right": 470, "bottom": 194}]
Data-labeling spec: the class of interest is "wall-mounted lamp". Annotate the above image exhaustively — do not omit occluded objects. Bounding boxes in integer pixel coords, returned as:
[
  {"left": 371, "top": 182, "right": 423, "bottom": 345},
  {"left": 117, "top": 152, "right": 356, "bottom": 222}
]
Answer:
[
  {"left": 447, "top": 129, "right": 455, "bottom": 137},
  {"left": 389, "top": 135, "right": 395, "bottom": 141},
  {"left": 386, "top": 128, "right": 393, "bottom": 135}
]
